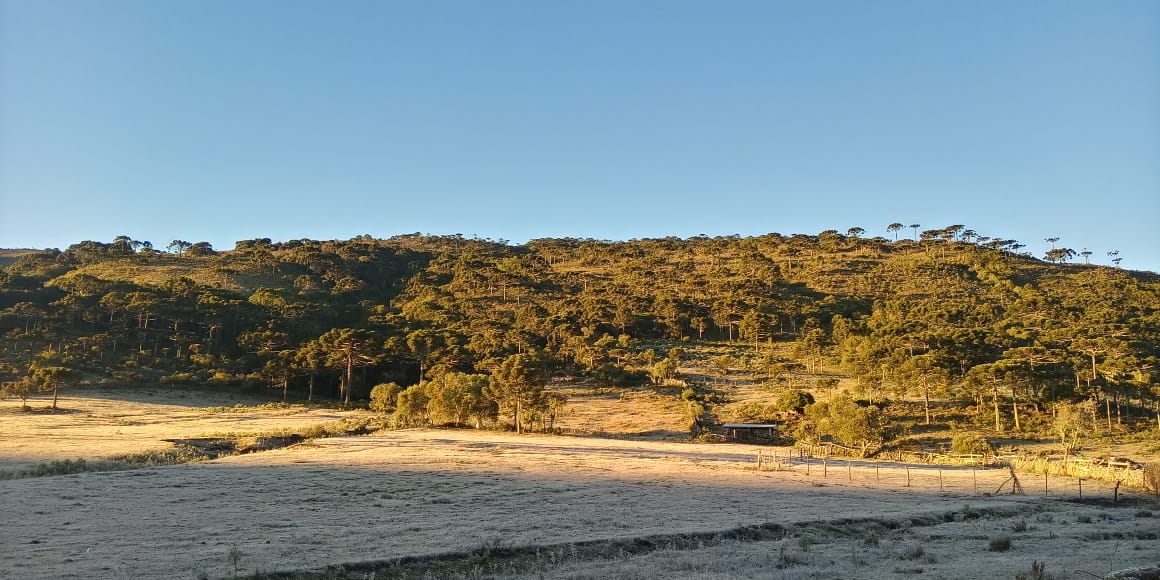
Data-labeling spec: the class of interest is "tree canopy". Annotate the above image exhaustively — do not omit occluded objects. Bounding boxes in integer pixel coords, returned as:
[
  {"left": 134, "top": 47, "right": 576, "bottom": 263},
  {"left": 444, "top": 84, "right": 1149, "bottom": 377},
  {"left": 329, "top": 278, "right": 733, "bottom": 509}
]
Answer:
[{"left": 0, "top": 229, "right": 1155, "bottom": 434}]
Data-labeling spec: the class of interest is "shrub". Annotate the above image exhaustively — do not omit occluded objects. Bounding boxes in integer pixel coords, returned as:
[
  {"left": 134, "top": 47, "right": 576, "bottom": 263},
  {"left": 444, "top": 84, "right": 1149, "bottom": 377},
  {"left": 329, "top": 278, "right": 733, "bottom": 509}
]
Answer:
[
  {"left": 426, "top": 373, "right": 497, "bottom": 427},
  {"left": 1011, "top": 519, "right": 1028, "bottom": 532},
  {"left": 797, "top": 535, "right": 817, "bottom": 552},
  {"left": 775, "top": 543, "right": 806, "bottom": 568},
  {"left": 1144, "top": 463, "right": 1160, "bottom": 496},
  {"left": 896, "top": 543, "right": 925, "bottom": 560},
  {"left": 951, "top": 432, "right": 993, "bottom": 456},
  {"left": 393, "top": 384, "right": 431, "bottom": 427},
  {"left": 726, "top": 401, "right": 779, "bottom": 424},
  {"left": 802, "top": 393, "right": 884, "bottom": 456},
  {"left": 592, "top": 364, "right": 648, "bottom": 387},
  {"left": 775, "top": 389, "right": 815, "bottom": 414},
  {"left": 988, "top": 534, "right": 1011, "bottom": 552},
  {"left": 369, "top": 382, "right": 402, "bottom": 414}
]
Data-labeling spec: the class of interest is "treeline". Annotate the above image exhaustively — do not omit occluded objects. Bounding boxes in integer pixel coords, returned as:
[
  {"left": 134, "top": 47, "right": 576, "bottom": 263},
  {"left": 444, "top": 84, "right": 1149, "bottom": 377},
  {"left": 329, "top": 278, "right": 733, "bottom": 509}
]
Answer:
[{"left": 0, "top": 228, "right": 1157, "bottom": 432}]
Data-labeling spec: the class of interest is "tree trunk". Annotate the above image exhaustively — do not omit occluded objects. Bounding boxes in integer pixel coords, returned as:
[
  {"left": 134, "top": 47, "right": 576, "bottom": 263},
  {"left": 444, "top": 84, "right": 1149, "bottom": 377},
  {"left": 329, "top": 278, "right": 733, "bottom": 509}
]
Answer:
[
  {"left": 308, "top": 372, "right": 315, "bottom": 402},
  {"left": 923, "top": 385, "right": 931, "bottom": 425},
  {"left": 515, "top": 397, "right": 523, "bottom": 434},
  {"left": 1012, "top": 397, "right": 1020, "bottom": 432},
  {"left": 1114, "top": 389, "right": 1122, "bottom": 425},
  {"left": 992, "top": 386, "right": 1002, "bottom": 432},
  {"left": 345, "top": 353, "right": 354, "bottom": 407},
  {"left": 52, "top": 384, "right": 59, "bottom": 410}
]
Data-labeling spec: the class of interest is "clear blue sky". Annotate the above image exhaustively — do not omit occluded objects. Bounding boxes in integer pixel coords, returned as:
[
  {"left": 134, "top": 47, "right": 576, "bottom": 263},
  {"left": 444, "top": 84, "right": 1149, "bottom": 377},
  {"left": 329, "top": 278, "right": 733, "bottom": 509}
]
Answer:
[{"left": 2, "top": 1, "right": 1158, "bottom": 272}]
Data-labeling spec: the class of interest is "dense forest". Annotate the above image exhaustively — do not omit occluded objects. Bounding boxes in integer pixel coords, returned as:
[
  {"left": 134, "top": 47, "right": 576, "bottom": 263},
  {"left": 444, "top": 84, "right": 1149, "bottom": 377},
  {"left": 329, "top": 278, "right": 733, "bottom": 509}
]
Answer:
[{"left": 1, "top": 227, "right": 1158, "bottom": 437}]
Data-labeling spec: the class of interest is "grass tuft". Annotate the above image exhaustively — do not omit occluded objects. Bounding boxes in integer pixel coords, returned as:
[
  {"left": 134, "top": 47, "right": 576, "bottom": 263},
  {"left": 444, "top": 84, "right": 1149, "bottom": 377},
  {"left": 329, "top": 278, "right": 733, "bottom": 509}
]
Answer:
[
  {"left": 988, "top": 534, "right": 1012, "bottom": 552},
  {"left": 896, "top": 542, "right": 925, "bottom": 560},
  {"left": 1014, "top": 560, "right": 1054, "bottom": 580}
]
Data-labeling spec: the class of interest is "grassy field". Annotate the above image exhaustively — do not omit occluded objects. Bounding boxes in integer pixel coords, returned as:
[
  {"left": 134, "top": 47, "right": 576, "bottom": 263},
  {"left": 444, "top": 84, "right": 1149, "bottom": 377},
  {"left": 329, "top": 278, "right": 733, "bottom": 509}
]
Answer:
[{"left": 0, "top": 388, "right": 1157, "bottom": 579}]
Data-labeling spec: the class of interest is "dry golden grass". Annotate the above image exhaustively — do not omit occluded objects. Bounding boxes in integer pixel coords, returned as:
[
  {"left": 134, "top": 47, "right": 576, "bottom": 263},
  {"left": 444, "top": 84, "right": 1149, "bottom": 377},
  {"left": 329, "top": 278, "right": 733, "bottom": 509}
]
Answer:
[
  {"left": 551, "top": 384, "right": 689, "bottom": 438},
  {"left": 0, "top": 387, "right": 366, "bottom": 473}
]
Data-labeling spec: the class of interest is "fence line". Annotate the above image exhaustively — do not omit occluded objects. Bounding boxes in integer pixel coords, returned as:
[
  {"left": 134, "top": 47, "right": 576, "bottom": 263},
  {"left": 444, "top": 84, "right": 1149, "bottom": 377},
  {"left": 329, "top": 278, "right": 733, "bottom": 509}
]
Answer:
[
  {"left": 754, "top": 448, "right": 1152, "bottom": 498},
  {"left": 794, "top": 443, "right": 998, "bottom": 466},
  {"left": 1006, "top": 455, "right": 1150, "bottom": 492}
]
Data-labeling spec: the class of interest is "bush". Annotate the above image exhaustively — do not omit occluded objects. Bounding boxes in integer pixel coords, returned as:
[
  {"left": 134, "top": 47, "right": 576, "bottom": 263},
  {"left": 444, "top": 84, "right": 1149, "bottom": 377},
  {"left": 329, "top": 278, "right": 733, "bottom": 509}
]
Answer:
[
  {"left": 1144, "top": 462, "right": 1160, "bottom": 496},
  {"left": 988, "top": 534, "right": 1011, "bottom": 552},
  {"left": 592, "top": 364, "right": 648, "bottom": 387},
  {"left": 896, "top": 543, "right": 925, "bottom": 560},
  {"left": 726, "top": 401, "right": 779, "bottom": 424},
  {"left": 426, "top": 372, "right": 496, "bottom": 427},
  {"left": 393, "top": 384, "right": 430, "bottom": 427},
  {"left": 369, "top": 383, "right": 402, "bottom": 414},
  {"left": 775, "top": 390, "right": 815, "bottom": 414},
  {"left": 801, "top": 393, "right": 884, "bottom": 456},
  {"left": 951, "top": 432, "right": 993, "bottom": 456}
]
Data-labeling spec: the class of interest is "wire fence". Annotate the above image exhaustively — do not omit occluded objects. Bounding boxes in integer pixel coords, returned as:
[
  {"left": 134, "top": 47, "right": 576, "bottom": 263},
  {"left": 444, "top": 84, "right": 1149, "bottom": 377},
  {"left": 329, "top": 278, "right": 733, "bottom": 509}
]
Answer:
[{"left": 753, "top": 448, "right": 1155, "bottom": 500}]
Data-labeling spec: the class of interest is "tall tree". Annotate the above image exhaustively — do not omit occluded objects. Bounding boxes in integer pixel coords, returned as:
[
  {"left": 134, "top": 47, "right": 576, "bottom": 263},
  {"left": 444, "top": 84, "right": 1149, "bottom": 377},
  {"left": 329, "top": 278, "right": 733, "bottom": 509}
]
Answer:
[
  {"left": 485, "top": 352, "right": 547, "bottom": 434},
  {"left": 30, "top": 364, "right": 74, "bottom": 410},
  {"left": 887, "top": 223, "right": 904, "bottom": 241},
  {"left": 897, "top": 354, "right": 950, "bottom": 425},
  {"left": 294, "top": 338, "right": 327, "bottom": 403},
  {"left": 317, "top": 328, "right": 380, "bottom": 406},
  {"left": 167, "top": 240, "right": 192, "bottom": 254}
]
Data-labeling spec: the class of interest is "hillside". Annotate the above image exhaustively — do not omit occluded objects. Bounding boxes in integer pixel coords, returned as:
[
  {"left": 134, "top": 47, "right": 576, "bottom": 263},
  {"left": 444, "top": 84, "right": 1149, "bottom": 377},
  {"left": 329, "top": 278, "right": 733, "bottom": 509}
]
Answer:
[
  {"left": 1, "top": 229, "right": 1158, "bottom": 450},
  {"left": 0, "top": 248, "right": 40, "bottom": 268}
]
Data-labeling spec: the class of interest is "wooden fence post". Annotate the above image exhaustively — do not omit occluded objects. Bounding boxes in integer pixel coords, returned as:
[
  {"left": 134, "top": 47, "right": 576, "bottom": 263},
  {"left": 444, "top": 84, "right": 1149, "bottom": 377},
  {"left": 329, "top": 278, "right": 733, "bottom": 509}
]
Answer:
[
  {"left": 973, "top": 468, "right": 977, "bottom": 494},
  {"left": 939, "top": 469, "right": 943, "bottom": 492},
  {"left": 823, "top": 458, "right": 827, "bottom": 478},
  {"left": 905, "top": 465, "right": 911, "bottom": 488}
]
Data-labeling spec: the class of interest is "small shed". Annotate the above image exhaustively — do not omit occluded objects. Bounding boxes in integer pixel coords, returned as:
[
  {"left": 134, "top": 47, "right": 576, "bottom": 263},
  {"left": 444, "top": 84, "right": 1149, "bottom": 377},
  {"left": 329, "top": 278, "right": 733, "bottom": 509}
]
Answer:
[{"left": 721, "top": 423, "right": 779, "bottom": 442}]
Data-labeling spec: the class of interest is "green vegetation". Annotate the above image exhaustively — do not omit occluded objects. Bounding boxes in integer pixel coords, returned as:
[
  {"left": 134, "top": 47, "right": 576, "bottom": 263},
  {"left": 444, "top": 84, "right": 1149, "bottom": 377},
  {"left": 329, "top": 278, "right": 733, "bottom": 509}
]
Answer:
[
  {"left": 0, "top": 227, "right": 1157, "bottom": 445},
  {"left": 951, "top": 432, "right": 993, "bottom": 456}
]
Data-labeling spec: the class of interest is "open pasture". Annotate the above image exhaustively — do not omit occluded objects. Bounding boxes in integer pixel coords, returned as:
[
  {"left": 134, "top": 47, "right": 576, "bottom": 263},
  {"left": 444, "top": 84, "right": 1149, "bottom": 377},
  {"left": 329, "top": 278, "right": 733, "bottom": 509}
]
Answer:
[
  {"left": 1, "top": 392, "right": 1158, "bottom": 579},
  {"left": 0, "top": 388, "right": 365, "bottom": 474}
]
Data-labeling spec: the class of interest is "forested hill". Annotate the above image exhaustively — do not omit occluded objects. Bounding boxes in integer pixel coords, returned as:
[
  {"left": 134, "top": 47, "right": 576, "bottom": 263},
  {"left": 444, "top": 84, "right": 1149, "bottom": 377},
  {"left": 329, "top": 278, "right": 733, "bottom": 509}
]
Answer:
[{"left": 1, "top": 230, "right": 1158, "bottom": 412}]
